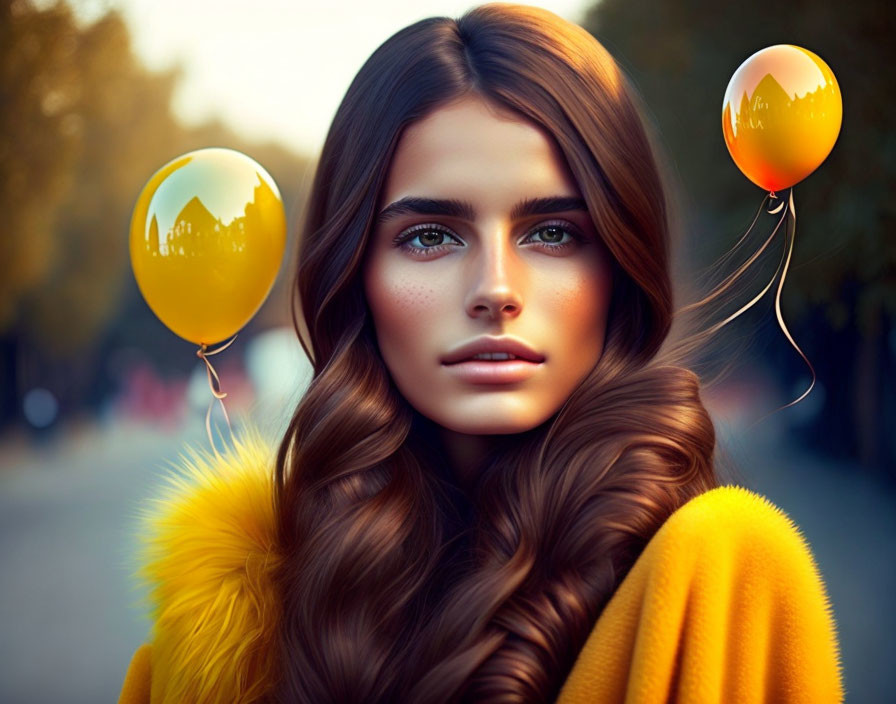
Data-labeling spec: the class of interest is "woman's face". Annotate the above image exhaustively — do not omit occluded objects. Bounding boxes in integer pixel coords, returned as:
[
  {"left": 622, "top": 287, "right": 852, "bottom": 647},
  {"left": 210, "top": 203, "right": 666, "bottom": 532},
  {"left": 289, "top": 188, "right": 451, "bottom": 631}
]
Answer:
[{"left": 363, "top": 94, "right": 613, "bottom": 437}]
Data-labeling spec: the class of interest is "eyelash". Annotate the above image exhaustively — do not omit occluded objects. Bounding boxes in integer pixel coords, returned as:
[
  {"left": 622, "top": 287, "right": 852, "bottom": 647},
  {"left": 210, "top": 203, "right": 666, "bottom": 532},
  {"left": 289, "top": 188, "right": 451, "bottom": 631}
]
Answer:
[{"left": 392, "top": 220, "right": 584, "bottom": 257}]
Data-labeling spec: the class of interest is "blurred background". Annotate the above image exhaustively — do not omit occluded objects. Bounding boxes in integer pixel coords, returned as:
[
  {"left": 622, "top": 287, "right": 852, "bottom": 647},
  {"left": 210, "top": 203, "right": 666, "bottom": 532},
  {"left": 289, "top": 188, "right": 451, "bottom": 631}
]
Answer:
[{"left": 0, "top": 0, "right": 892, "bottom": 701}]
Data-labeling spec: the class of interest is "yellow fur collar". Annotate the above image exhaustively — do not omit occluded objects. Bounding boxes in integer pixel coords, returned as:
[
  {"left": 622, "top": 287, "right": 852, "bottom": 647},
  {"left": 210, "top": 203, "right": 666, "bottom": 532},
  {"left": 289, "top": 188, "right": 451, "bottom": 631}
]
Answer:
[
  {"left": 129, "top": 423, "right": 282, "bottom": 703},
  {"left": 127, "top": 425, "right": 843, "bottom": 703}
]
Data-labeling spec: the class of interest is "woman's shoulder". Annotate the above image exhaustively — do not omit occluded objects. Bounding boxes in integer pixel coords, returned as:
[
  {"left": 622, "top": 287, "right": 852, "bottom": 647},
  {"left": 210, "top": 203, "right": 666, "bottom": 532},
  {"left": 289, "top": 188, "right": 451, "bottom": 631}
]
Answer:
[
  {"left": 124, "top": 423, "right": 283, "bottom": 703},
  {"left": 652, "top": 484, "right": 825, "bottom": 568},
  {"left": 557, "top": 485, "right": 845, "bottom": 703},
  {"left": 638, "top": 484, "right": 843, "bottom": 654}
]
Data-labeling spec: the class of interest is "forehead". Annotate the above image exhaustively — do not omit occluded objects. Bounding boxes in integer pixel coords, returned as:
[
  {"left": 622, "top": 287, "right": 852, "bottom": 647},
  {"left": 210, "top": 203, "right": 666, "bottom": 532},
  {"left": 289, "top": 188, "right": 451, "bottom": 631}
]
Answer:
[{"left": 381, "top": 96, "right": 580, "bottom": 204}]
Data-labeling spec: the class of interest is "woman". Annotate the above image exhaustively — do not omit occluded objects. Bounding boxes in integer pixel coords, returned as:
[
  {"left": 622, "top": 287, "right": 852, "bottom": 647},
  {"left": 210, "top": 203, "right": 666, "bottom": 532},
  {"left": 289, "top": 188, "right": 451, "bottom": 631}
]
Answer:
[{"left": 119, "top": 4, "right": 844, "bottom": 703}]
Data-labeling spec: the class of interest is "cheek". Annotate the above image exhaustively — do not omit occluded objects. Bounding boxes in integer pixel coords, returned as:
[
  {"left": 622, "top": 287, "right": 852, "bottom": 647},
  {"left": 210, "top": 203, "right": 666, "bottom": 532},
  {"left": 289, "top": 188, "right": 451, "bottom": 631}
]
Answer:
[
  {"left": 542, "top": 261, "right": 612, "bottom": 354},
  {"left": 364, "top": 256, "right": 442, "bottom": 353},
  {"left": 554, "top": 269, "right": 610, "bottom": 324}
]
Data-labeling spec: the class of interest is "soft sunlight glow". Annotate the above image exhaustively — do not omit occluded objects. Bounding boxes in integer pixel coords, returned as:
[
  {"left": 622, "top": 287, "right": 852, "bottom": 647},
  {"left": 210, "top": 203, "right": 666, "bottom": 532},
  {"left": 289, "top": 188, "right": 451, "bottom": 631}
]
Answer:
[{"left": 63, "top": 0, "right": 589, "bottom": 156}]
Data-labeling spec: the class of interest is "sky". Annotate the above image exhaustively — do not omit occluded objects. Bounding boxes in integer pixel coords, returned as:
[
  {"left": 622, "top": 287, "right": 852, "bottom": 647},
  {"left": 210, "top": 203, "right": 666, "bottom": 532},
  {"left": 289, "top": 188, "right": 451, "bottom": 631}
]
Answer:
[{"left": 60, "top": 0, "right": 590, "bottom": 157}]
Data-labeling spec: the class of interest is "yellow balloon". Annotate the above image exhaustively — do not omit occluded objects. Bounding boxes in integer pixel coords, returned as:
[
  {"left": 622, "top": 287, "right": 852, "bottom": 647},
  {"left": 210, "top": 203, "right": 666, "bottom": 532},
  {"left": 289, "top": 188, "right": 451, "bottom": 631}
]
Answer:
[
  {"left": 130, "top": 148, "right": 287, "bottom": 346},
  {"left": 722, "top": 44, "right": 842, "bottom": 192}
]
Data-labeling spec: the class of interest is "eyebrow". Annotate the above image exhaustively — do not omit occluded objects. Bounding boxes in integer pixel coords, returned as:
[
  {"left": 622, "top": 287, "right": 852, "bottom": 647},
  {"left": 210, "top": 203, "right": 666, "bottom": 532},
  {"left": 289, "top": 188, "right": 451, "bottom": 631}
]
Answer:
[{"left": 374, "top": 195, "right": 588, "bottom": 227}]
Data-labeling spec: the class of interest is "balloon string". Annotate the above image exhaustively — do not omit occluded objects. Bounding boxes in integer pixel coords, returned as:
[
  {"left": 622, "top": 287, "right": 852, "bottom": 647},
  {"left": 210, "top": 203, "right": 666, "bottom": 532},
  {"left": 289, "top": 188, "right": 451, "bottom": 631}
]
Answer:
[
  {"left": 702, "top": 191, "right": 772, "bottom": 278},
  {"left": 678, "top": 190, "right": 791, "bottom": 331},
  {"left": 196, "top": 333, "right": 238, "bottom": 460},
  {"left": 745, "top": 188, "right": 817, "bottom": 432}
]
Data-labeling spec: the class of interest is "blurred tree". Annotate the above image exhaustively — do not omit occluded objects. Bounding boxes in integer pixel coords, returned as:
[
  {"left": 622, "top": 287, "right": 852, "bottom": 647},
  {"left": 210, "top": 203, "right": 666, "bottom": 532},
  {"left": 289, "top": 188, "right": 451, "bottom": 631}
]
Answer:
[
  {"left": 581, "top": 0, "right": 894, "bottom": 473},
  {"left": 18, "top": 8, "right": 185, "bottom": 357},
  {"left": 0, "top": 0, "right": 83, "bottom": 332},
  {"left": 0, "top": 0, "right": 312, "bottom": 430}
]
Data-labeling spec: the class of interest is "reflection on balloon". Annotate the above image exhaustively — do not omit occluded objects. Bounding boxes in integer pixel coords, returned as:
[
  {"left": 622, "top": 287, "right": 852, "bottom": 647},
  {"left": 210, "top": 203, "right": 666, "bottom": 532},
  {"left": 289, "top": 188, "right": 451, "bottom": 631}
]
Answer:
[
  {"left": 129, "top": 147, "right": 287, "bottom": 347},
  {"left": 722, "top": 44, "right": 842, "bottom": 193}
]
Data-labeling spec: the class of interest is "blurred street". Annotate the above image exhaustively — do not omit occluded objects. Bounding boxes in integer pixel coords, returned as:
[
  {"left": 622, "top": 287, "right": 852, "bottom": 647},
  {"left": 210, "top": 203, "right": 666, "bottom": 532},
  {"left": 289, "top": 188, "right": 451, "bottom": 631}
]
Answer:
[
  {"left": 0, "top": 327, "right": 306, "bottom": 704},
  {"left": 0, "top": 375, "right": 893, "bottom": 703}
]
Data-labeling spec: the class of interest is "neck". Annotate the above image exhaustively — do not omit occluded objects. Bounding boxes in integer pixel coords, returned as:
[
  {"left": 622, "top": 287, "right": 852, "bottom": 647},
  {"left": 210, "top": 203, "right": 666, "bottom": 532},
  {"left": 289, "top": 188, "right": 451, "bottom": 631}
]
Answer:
[{"left": 437, "top": 427, "right": 502, "bottom": 494}]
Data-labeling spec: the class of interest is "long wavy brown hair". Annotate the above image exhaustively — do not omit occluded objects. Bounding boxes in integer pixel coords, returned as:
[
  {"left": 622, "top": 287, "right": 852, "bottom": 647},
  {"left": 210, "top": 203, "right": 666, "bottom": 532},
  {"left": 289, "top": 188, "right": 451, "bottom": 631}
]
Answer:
[{"left": 271, "top": 4, "right": 749, "bottom": 702}]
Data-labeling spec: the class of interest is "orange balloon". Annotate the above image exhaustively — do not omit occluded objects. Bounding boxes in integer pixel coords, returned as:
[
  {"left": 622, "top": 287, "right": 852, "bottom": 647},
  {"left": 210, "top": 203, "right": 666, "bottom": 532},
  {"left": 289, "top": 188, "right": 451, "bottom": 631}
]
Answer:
[{"left": 722, "top": 44, "right": 842, "bottom": 192}]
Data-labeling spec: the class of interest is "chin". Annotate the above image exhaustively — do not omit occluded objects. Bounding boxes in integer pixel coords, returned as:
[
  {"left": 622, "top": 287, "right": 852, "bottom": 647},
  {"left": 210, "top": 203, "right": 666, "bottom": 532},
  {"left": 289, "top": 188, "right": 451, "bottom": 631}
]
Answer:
[{"left": 426, "top": 406, "right": 550, "bottom": 436}]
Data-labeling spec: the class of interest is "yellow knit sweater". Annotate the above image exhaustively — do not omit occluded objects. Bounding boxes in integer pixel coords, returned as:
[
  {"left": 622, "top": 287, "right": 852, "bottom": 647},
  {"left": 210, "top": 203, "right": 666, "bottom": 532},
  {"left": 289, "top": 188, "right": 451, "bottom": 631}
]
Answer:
[{"left": 118, "top": 426, "right": 844, "bottom": 703}]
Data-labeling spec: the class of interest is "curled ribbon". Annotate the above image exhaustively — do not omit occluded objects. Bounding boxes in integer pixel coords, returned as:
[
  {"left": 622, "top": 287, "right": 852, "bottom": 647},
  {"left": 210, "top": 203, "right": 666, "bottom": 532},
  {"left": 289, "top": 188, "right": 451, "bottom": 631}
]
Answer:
[
  {"left": 675, "top": 187, "right": 816, "bottom": 430},
  {"left": 195, "top": 333, "right": 238, "bottom": 460},
  {"left": 745, "top": 188, "right": 817, "bottom": 430}
]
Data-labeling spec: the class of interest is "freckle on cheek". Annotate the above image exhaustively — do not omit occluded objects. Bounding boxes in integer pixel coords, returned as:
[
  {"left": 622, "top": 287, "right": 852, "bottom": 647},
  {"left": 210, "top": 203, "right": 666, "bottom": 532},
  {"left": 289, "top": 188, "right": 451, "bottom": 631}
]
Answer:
[
  {"left": 388, "top": 282, "right": 438, "bottom": 315},
  {"left": 554, "top": 282, "right": 589, "bottom": 315}
]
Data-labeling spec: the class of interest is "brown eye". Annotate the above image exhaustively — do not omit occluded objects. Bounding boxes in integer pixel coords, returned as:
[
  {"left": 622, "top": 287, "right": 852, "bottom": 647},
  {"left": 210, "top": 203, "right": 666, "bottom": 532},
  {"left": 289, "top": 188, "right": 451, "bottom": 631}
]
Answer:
[
  {"left": 418, "top": 231, "right": 447, "bottom": 246},
  {"left": 393, "top": 224, "right": 462, "bottom": 257},
  {"left": 536, "top": 225, "right": 567, "bottom": 244},
  {"left": 525, "top": 221, "right": 583, "bottom": 251}
]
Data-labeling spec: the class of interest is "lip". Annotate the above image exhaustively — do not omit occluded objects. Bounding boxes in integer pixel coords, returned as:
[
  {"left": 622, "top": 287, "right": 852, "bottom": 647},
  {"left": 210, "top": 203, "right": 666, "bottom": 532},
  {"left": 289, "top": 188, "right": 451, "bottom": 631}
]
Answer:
[
  {"left": 441, "top": 336, "right": 545, "bottom": 365},
  {"left": 442, "top": 359, "right": 543, "bottom": 385}
]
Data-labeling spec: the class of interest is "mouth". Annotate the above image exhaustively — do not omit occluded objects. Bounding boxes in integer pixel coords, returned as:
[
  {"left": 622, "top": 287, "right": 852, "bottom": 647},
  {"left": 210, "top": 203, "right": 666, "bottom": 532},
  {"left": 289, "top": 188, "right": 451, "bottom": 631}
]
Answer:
[
  {"left": 440, "top": 357, "right": 544, "bottom": 384},
  {"left": 442, "top": 353, "right": 537, "bottom": 365},
  {"left": 440, "top": 337, "right": 546, "bottom": 366}
]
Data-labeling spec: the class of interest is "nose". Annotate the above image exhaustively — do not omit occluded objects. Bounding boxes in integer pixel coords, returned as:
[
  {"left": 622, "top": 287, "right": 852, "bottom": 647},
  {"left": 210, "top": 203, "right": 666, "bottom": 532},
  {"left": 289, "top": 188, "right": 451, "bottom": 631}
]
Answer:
[{"left": 464, "top": 225, "right": 524, "bottom": 320}]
